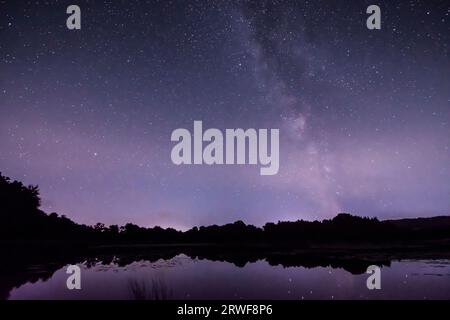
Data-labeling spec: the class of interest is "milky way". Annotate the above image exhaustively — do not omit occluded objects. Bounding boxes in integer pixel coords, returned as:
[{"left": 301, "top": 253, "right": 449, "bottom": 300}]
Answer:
[{"left": 0, "top": 1, "right": 449, "bottom": 229}]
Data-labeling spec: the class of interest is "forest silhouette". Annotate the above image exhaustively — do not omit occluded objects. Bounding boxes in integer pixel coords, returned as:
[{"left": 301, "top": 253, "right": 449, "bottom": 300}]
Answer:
[{"left": 1, "top": 171, "right": 450, "bottom": 246}]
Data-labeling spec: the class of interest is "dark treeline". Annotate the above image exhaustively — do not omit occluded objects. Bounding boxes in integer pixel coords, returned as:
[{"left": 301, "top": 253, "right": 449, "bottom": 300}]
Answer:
[{"left": 1, "top": 172, "right": 450, "bottom": 246}]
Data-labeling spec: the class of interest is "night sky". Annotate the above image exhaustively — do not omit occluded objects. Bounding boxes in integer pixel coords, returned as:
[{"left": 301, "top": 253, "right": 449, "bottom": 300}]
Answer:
[{"left": 0, "top": 0, "right": 449, "bottom": 229}]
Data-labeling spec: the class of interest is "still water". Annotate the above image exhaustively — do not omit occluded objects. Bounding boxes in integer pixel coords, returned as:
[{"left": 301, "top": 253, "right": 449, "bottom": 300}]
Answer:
[{"left": 6, "top": 254, "right": 450, "bottom": 299}]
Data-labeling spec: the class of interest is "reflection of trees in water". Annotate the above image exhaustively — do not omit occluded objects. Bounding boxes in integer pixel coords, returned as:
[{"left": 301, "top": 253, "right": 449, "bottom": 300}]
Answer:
[
  {"left": 128, "top": 277, "right": 172, "bottom": 300},
  {"left": 3, "top": 247, "right": 450, "bottom": 300}
]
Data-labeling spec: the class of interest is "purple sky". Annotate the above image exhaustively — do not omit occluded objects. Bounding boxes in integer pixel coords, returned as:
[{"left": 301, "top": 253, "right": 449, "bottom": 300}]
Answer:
[{"left": 0, "top": 1, "right": 449, "bottom": 229}]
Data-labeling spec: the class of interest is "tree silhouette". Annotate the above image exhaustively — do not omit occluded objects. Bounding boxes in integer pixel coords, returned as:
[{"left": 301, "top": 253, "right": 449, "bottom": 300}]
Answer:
[
  {"left": 0, "top": 172, "right": 40, "bottom": 214},
  {"left": 0, "top": 172, "right": 449, "bottom": 245}
]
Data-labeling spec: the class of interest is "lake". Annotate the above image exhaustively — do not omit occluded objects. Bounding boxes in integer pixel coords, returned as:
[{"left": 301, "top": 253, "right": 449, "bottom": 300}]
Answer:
[{"left": 5, "top": 254, "right": 450, "bottom": 300}]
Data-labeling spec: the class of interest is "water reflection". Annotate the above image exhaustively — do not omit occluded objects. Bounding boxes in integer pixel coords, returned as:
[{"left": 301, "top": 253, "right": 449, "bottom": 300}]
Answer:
[{"left": 3, "top": 252, "right": 450, "bottom": 300}]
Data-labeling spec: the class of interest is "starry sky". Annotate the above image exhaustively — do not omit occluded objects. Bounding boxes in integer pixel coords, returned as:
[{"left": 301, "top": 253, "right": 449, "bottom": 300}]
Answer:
[{"left": 0, "top": 0, "right": 449, "bottom": 229}]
